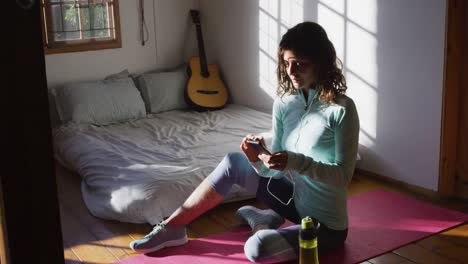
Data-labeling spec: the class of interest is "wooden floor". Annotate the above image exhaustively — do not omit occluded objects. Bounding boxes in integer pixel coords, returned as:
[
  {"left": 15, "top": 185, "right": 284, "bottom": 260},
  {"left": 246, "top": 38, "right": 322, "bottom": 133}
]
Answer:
[{"left": 55, "top": 163, "right": 468, "bottom": 264}]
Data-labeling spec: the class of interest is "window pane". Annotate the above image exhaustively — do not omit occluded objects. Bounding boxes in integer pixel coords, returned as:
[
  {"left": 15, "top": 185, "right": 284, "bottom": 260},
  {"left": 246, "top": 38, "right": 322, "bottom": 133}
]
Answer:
[
  {"left": 50, "top": 5, "right": 64, "bottom": 33},
  {"left": 82, "top": 2, "right": 111, "bottom": 39},
  {"left": 43, "top": 0, "right": 120, "bottom": 52},
  {"left": 51, "top": 4, "right": 80, "bottom": 41},
  {"left": 93, "top": 29, "right": 110, "bottom": 38},
  {"left": 80, "top": 2, "right": 91, "bottom": 32}
]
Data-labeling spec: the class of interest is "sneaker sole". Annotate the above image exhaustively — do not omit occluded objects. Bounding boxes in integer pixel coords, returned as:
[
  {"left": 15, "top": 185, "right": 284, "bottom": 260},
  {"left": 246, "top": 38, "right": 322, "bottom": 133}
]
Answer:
[{"left": 133, "top": 235, "right": 188, "bottom": 254}]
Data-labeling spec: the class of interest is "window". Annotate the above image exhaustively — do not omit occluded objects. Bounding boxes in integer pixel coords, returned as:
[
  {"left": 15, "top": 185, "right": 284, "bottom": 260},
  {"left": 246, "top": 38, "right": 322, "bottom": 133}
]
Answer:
[{"left": 41, "top": 0, "right": 121, "bottom": 54}]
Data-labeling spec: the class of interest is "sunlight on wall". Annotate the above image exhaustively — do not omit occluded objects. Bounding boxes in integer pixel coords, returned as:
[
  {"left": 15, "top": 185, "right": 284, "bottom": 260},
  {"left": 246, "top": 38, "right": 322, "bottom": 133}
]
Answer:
[
  {"left": 347, "top": 24, "right": 378, "bottom": 88},
  {"left": 318, "top": 0, "right": 378, "bottom": 147},
  {"left": 317, "top": 2, "right": 345, "bottom": 61},
  {"left": 346, "top": 72, "right": 377, "bottom": 146},
  {"left": 347, "top": 0, "right": 377, "bottom": 33},
  {"left": 259, "top": 0, "right": 304, "bottom": 97},
  {"left": 280, "top": 0, "right": 304, "bottom": 35},
  {"left": 257, "top": 0, "right": 378, "bottom": 147},
  {"left": 319, "top": 0, "right": 345, "bottom": 13}
]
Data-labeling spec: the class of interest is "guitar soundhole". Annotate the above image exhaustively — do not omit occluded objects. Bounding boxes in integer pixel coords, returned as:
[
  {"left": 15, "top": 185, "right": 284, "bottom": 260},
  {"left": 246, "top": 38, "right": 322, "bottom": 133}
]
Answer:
[{"left": 196, "top": 90, "right": 219, "bottom": 95}]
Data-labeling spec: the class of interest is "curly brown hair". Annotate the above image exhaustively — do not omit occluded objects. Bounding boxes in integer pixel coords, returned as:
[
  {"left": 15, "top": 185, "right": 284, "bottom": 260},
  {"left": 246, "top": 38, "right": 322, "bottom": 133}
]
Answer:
[{"left": 277, "top": 22, "right": 347, "bottom": 104}]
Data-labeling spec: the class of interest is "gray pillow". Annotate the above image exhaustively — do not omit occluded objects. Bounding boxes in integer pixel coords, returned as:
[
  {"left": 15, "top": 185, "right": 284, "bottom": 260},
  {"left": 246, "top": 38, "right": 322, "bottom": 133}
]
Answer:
[
  {"left": 104, "top": 69, "right": 142, "bottom": 101},
  {"left": 54, "top": 78, "right": 146, "bottom": 125},
  {"left": 104, "top": 69, "right": 131, "bottom": 80},
  {"left": 137, "top": 70, "right": 188, "bottom": 113}
]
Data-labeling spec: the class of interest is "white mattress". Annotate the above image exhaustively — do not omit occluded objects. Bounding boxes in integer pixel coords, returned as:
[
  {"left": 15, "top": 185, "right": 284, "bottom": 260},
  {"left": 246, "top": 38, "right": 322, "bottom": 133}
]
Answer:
[{"left": 53, "top": 104, "right": 272, "bottom": 225}]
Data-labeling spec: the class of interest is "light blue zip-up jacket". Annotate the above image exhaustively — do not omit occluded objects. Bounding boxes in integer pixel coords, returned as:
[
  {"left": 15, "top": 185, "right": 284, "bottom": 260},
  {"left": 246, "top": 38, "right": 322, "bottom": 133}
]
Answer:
[{"left": 251, "top": 88, "right": 360, "bottom": 230}]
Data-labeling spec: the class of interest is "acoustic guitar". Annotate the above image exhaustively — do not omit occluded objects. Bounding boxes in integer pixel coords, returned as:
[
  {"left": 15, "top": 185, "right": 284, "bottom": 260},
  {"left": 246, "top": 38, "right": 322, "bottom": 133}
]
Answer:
[{"left": 186, "top": 10, "right": 228, "bottom": 110}]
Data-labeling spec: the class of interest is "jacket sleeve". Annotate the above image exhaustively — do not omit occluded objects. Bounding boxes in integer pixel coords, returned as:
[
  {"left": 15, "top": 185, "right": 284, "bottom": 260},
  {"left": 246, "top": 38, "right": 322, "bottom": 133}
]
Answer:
[
  {"left": 285, "top": 99, "right": 360, "bottom": 188},
  {"left": 250, "top": 99, "right": 285, "bottom": 179}
]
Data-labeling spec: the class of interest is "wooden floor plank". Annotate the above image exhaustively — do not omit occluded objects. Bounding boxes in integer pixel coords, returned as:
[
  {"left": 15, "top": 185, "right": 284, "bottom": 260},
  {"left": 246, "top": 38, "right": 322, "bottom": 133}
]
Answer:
[
  {"left": 55, "top": 163, "right": 468, "bottom": 264},
  {"left": 440, "top": 224, "right": 468, "bottom": 248},
  {"left": 187, "top": 212, "right": 230, "bottom": 237},
  {"left": 98, "top": 221, "right": 149, "bottom": 257},
  {"left": 433, "top": 246, "right": 468, "bottom": 264},
  {"left": 417, "top": 233, "right": 461, "bottom": 251},
  {"left": 59, "top": 203, "right": 119, "bottom": 263},
  {"left": 368, "top": 252, "right": 411, "bottom": 264},
  {"left": 63, "top": 241, "right": 82, "bottom": 264},
  {"left": 393, "top": 243, "right": 461, "bottom": 264},
  {"left": 208, "top": 200, "right": 250, "bottom": 228},
  {"left": 56, "top": 166, "right": 133, "bottom": 260}
]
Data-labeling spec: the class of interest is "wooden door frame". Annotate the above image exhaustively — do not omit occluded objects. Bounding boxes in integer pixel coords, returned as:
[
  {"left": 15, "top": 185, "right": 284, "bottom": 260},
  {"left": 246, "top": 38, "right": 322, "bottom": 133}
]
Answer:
[
  {"left": 1, "top": 2, "right": 65, "bottom": 263},
  {"left": 439, "top": 0, "right": 466, "bottom": 197}
]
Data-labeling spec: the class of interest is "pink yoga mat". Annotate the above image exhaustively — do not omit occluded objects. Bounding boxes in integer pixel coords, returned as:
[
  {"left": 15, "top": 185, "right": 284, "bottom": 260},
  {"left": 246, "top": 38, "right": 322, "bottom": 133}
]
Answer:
[{"left": 116, "top": 189, "right": 468, "bottom": 264}]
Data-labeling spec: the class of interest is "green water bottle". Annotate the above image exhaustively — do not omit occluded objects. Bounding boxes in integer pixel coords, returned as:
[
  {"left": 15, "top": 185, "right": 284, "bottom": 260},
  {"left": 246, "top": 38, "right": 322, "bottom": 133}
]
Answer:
[{"left": 299, "top": 216, "right": 319, "bottom": 264}]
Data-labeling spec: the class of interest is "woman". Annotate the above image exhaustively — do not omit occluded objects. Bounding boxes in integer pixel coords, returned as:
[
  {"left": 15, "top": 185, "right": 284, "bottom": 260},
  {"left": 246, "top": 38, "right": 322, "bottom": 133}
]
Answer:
[{"left": 130, "top": 21, "right": 359, "bottom": 263}]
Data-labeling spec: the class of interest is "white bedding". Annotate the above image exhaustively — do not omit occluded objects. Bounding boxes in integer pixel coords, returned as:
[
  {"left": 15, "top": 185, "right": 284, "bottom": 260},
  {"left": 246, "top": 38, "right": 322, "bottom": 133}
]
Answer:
[{"left": 53, "top": 104, "right": 272, "bottom": 225}]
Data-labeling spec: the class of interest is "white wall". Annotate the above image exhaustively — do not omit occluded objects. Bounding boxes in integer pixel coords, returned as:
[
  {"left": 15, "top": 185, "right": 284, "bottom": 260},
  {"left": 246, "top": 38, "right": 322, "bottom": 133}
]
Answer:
[
  {"left": 200, "top": 0, "right": 446, "bottom": 191},
  {"left": 45, "top": 0, "right": 199, "bottom": 88},
  {"left": 46, "top": 0, "right": 199, "bottom": 126},
  {"left": 200, "top": 0, "right": 272, "bottom": 112}
]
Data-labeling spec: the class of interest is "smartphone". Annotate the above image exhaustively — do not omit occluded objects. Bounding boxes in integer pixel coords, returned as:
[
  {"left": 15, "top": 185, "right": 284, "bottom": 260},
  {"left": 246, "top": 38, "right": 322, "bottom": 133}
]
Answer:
[{"left": 246, "top": 140, "right": 271, "bottom": 155}]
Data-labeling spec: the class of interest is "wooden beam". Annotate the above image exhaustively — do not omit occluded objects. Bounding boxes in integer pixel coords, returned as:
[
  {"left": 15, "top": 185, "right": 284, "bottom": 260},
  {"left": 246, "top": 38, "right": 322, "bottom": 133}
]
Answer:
[
  {"left": 2, "top": 2, "right": 65, "bottom": 263},
  {"left": 439, "top": 0, "right": 465, "bottom": 197}
]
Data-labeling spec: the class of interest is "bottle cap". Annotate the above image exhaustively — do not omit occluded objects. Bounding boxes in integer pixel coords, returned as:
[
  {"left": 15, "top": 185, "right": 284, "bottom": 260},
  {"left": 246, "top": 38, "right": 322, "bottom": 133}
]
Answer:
[{"left": 301, "top": 216, "right": 315, "bottom": 230}]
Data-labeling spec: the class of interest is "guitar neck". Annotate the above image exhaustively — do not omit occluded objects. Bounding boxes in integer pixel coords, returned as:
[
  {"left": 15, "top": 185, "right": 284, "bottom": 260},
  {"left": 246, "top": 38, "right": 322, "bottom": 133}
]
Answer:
[{"left": 195, "top": 23, "right": 210, "bottom": 77}]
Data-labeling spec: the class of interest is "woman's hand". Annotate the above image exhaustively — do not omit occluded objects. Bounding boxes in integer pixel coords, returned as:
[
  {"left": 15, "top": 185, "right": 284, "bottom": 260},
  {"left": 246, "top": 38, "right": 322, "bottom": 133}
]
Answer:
[
  {"left": 259, "top": 151, "right": 288, "bottom": 171},
  {"left": 240, "top": 134, "right": 265, "bottom": 162}
]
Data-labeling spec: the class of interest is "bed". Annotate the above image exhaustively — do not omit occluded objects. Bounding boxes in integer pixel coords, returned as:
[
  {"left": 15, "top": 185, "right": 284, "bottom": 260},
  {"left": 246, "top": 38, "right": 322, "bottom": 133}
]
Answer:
[{"left": 53, "top": 100, "right": 272, "bottom": 225}]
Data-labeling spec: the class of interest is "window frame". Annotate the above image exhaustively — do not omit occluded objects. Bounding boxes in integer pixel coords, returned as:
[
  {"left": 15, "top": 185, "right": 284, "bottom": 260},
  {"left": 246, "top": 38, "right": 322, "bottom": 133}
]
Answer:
[{"left": 40, "top": 0, "right": 122, "bottom": 54}]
